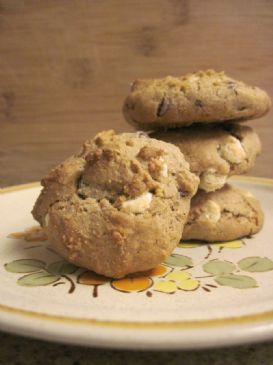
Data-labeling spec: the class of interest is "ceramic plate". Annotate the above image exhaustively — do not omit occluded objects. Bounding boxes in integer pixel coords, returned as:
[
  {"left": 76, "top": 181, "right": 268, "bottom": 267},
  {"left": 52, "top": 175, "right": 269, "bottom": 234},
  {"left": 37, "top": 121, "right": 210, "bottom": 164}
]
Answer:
[{"left": 1, "top": 176, "right": 273, "bottom": 350}]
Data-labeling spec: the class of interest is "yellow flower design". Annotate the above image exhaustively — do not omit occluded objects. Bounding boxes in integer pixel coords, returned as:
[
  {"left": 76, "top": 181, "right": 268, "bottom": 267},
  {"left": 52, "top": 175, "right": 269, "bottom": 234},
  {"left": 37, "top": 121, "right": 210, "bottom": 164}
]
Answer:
[
  {"left": 153, "top": 280, "right": 177, "bottom": 294},
  {"left": 111, "top": 277, "right": 153, "bottom": 293},
  {"left": 212, "top": 240, "right": 244, "bottom": 249},
  {"left": 178, "top": 242, "right": 203, "bottom": 248},
  {"left": 153, "top": 270, "right": 200, "bottom": 293},
  {"left": 111, "top": 264, "right": 169, "bottom": 293},
  {"left": 179, "top": 240, "right": 243, "bottom": 250}
]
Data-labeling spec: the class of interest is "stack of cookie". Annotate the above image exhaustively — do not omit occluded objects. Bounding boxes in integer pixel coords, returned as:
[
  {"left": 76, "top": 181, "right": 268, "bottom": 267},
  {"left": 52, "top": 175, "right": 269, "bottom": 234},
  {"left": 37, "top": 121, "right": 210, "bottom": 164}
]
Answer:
[{"left": 123, "top": 70, "right": 271, "bottom": 242}]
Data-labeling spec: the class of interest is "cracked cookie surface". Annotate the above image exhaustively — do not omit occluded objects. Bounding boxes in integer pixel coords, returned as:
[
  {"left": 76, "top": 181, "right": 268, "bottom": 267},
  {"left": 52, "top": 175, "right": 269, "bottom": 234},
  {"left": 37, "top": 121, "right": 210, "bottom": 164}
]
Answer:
[
  {"left": 152, "top": 124, "right": 261, "bottom": 192},
  {"left": 183, "top": 184, "right": 264, "bottom": 242},
  {"left": 123, "top": 70, "right": 271, "bottom": 129},
  {"left": 32, "top": 130, "right": 199, "bottom": 278}
]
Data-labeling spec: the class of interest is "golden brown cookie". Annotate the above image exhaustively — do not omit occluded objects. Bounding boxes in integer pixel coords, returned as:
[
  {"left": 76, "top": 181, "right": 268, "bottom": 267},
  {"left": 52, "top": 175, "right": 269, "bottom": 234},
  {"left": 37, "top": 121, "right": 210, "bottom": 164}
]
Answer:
[
  {"left": 152, "top": 124, "right": 261, "bottom": 192},
  {"left": 123, "top": 70, "right": 271, "bottom": 129},
  {"left": 183, "top": 184, "right": 264, "bottom": 242},
  {"left": 32, "top": 130, "right": 199, "bottom": 278}
]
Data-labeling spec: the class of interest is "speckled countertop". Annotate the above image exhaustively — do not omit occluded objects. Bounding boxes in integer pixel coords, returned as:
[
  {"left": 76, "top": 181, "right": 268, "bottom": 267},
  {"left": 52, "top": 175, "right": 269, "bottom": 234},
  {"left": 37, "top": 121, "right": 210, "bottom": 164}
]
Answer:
[{"left": 1, "top": 331, "right": 273, "bottom": 365}]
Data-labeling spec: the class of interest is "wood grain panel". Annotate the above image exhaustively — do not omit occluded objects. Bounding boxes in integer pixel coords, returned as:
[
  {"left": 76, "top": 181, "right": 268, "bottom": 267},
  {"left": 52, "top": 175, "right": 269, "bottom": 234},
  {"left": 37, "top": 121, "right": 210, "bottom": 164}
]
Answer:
[{"left": 0, "top": 0, "right": 272, "bottom": 186}]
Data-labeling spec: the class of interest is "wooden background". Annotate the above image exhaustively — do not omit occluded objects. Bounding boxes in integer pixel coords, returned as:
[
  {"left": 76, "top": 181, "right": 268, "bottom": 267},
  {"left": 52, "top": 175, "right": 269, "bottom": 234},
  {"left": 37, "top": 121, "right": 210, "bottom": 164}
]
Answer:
[{"left": 0, "top": 0, "right": 272, "bottom": 187}]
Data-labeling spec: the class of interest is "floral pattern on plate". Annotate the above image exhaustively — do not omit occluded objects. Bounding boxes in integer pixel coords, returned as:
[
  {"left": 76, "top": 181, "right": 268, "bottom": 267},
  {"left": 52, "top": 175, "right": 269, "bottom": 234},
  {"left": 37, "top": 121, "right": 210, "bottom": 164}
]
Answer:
[{"left": 5, "top": 227, "right": 273, "bottom": 298}]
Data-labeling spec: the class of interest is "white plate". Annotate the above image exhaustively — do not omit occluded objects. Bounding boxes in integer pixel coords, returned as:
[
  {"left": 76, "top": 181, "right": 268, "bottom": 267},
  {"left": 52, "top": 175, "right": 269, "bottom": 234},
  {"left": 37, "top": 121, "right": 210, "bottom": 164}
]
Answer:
[{"left": 1, "top": 176, "right": 273, "bottom": 350}]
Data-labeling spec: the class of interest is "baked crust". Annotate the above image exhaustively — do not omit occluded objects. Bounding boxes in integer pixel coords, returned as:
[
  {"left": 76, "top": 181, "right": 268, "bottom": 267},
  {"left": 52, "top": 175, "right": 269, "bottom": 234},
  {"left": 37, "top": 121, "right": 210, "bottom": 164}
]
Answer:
[
  {"left": 123, "top": 70, "right": 271, "bottom": 129},
  {"left": 152, "top": 124, "right": 261, "bottom": 192},
  {"left": 32, "top": 130, "right": 199, "bottom": 278},
  {"left": 183, "top": 184, "right": 264, "bottom": 242}
]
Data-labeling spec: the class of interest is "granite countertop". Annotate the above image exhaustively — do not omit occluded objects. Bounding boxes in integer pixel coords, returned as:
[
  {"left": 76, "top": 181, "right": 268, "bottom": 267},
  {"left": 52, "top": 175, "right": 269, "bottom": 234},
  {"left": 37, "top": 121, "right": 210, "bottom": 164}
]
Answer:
[{"left": 1, "top": 331, "right": 273, "bottom": 365}]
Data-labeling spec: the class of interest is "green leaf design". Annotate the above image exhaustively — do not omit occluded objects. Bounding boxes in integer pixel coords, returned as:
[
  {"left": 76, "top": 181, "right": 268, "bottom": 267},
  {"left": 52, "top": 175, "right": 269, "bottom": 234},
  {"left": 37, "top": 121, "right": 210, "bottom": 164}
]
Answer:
[
  {"left": 238, "top": 257, "right": 273, "bottom": 272},
  {"left": 165, "top": 254, "right": 193, "bottom": 268},
  {"left": 4, "top": 259, "right": 46, "bottom": 273},
  {"left": 17, "top": 271, "right": 60, "bottom": 287},
  {"left": 215, "top": 274, "right": 257, "bottom": 289},
  {"left": 203, "top": 259, "right": 236, "bottom": 275},
  {"left": 47, "top": 260, "right": 78, "bottom": 275}
]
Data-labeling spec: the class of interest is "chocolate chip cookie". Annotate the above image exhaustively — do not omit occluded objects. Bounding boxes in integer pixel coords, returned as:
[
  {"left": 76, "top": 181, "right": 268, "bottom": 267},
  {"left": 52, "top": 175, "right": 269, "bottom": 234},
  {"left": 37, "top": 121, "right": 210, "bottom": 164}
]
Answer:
[
  {"left": 152, "top": 124, "right": 261, "bottom": 192},
  {"left": 123, "top": 70, "right": 271, "bottom": 129},
  {"left": 32, "top": 130, "right": 199, "bottom": 278},
  {"left": 183, "top": 184, "right": 264, "bottom": 242}
]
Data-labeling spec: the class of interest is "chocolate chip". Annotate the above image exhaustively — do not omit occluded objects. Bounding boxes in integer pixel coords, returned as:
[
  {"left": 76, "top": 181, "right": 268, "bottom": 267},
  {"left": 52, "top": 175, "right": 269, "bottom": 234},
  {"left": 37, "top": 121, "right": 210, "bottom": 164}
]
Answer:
[
  {"left": 227, "top": 82, "right": 238, "bottom": 95},
  {"left": 194, "top": 99, "right": 203, "bottom": 107},
  {"left": 178, "top": 189, "right": 188, "bottom": 197},
  {"left": 238, "top": 106, "right": 247, "bottom": 111},
  {"left": 157, "top": 97, "right": 169, "bottom": 117},
  {"left": 76, "top": 176, "right": 84, "bottom": 190},
  {"left": 77, "top": 192, "right": 87, "bottom": 200},
  {"left": 222, "top": 124, "right": 243, "bottom": 141},
  {"left": 94, "top": 136, "right": 104, "bottom": 146}
]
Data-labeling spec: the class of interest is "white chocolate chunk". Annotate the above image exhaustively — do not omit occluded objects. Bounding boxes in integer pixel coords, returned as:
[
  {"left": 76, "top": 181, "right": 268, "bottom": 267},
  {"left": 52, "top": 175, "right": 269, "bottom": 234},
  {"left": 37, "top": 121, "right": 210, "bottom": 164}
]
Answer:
[
  {"left": 44, "top": 214, "right": 49, "bottom": 227},
  {"left": 199, "top": 200, "right": 221, "bottom": 223},
  {"left": 135, "top": 131, "right": 149, "bottom": 138},
  {"left": 199, "top": 168, "right": 227, "bottom": 192},
  {"left": 121, "top": 192, "right": 153, "bottom": 213},
  {"left": 220, "top": 136, "right": 246, "bottom": 164},
  {"left": 122, "top": 131, "right": 149, "bottom": 140},
  {"left": 158, "top": 157, "right": 168, "bottom": 178},
  {"left": 242, "top": 190, "right": 254, "bottom": 198},
  {"left": 161, "top": 163, "right": 168, "bottom": 177}
]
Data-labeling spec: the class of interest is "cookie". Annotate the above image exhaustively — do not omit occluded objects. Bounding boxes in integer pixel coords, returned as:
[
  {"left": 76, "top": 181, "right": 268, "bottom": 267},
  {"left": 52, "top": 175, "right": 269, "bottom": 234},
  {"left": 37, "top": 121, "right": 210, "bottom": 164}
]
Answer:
[
  {"left": 152, "top": 124, "right": 261, "bottom": 192},
  {"left": 32, "top": 130, "right": 199, "bottom": 278},
  {"left": 183, "top": 184, "right": 264, "bottom": 242},
  {"left": 123, "top": 70, "right": 271, "bottom": 129}
]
